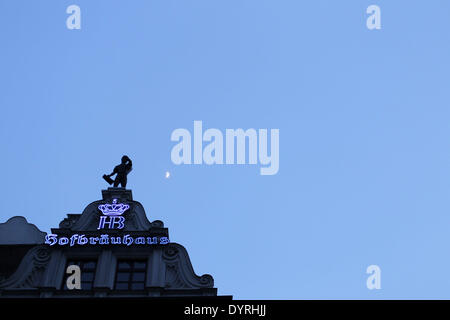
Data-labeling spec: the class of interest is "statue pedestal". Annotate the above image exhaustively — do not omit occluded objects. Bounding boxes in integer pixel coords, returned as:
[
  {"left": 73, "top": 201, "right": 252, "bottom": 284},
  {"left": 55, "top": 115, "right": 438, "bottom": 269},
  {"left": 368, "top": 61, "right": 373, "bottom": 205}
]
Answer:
[{"left": 102, "top": 187, "right": 133, "bottom": 201}]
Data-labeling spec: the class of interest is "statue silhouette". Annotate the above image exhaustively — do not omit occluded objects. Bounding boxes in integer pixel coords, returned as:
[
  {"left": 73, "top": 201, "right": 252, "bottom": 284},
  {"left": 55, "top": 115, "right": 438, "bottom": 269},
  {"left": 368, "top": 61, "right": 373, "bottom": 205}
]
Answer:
[{"left": 103, "top": 156, "right": 133, "bottom": 188}]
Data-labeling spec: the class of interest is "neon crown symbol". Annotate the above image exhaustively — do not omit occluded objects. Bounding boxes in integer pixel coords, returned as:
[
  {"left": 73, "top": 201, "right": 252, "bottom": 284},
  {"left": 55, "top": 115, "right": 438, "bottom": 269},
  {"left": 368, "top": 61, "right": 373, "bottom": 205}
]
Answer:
[{"left": 98, "top": 199, "right": 130, "bottom": 216}]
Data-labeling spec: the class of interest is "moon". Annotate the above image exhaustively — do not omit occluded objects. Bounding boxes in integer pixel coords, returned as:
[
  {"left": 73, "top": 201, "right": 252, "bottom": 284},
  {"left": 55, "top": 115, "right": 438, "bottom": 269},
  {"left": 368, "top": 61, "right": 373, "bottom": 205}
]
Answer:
[{"left": 165, "top": 171, "right": 171, "bottom": 179}]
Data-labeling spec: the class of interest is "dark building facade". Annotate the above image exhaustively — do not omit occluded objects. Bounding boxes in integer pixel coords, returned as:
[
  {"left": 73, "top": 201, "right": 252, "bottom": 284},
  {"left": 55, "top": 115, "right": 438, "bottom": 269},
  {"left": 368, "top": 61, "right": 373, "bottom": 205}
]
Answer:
[{"left": 0, "top": 188, "right": 220, "bottom": 298}]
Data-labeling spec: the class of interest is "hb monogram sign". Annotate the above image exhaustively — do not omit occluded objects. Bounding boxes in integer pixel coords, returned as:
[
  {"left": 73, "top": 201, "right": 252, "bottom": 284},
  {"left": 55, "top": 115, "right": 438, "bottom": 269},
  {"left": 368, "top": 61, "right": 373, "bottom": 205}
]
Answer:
[{"left": 97, "top": 199, "right": 129, "bottom": 230}]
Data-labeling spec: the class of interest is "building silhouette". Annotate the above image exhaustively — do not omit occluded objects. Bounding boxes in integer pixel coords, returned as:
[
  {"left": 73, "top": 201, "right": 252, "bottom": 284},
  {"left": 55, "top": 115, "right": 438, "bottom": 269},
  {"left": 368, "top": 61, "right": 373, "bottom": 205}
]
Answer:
[{"left": 0, "top": 188, "right": 223, "bottom": 298}]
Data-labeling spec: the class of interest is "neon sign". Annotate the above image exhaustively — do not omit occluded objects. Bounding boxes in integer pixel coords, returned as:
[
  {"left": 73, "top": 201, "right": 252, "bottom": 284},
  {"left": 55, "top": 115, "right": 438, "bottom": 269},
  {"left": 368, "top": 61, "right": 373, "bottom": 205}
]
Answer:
[
  {"left": 97, "top": 199, "right": 128, "bottom": 230},
  {"left": 45, "top": 234, "right": 170, "bottom": 246},
  {"left": 45, "top": 198, "right": 170, "bottom": 247},
  {"left": 98, "top": 216, "right": 125, "bottom": 230},
  {"left": 98, "top": 199, "right": 129, "bottom": 215}
]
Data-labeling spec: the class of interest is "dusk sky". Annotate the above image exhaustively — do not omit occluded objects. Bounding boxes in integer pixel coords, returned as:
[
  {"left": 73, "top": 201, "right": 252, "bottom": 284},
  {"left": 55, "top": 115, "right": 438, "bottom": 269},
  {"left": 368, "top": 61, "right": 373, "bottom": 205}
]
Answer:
[{"left": 1, "top": 0, "right": 450, "bottom": 299}]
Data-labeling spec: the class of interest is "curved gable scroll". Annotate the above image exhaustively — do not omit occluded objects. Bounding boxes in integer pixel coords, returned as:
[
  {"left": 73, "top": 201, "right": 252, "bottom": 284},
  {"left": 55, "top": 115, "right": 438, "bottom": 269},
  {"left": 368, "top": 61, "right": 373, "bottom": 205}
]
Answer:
[
  {"left": 0, "top": 216, "right": 46, "bottom": 245},
  {"left": 55, "top": 188, "right": 163, "bottom": 233}
]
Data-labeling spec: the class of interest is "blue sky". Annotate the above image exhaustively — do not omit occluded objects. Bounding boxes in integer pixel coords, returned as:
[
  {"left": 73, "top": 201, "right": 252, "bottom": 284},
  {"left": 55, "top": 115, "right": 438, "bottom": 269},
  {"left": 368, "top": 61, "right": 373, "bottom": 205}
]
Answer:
[{"left": 1, "top": 0, "right": 450, "bottom": 299}]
